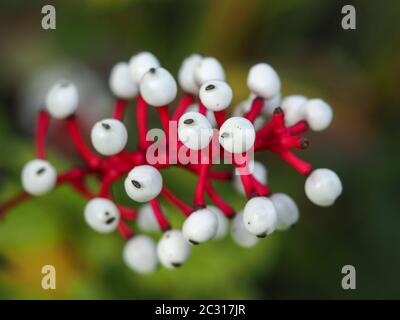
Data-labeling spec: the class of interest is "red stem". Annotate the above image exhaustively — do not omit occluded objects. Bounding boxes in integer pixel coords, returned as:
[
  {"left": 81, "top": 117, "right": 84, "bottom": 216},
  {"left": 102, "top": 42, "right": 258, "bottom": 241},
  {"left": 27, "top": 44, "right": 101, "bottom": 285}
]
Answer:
[
  {"left": 288, "top": 120, "right": 309, "bottom": 135},
  {"left": 118, "top": 220, "right": 134, "bottom": 240},
  {"left": 35, "top": 110, "right": 50, "bottom": 159},
  {"left": 161, "top": 186, "right": 192, "bottom": 216},
  {"left": 112, "top": 99, "right": 127, "bottom": 121},
  {"left": 149, "top": 199, "right": 171, "bottom": 231},
  {"left": 204, "top": 181, "right": 235, "bottom": 218},
  {"left": 194, "top": 164, "right": 209, "bottom": 207},
  {"left": 0, "top": 192, "right": 31, "bottom": 219},
  {"left": 157, "top": 105, "right": 170, "bottom": 137},
  {"left": 172, "top": 95, "right": 194, "bottom": 121},
  {"left": 136, "top": 95, "right": 149, "bottom": 150},
  {"left": 214, "top": 110, "right": 226, "bottom": 128},
  {"left": 279, "top": 150, "right": 313, "bottom": 175},
  {"left": 66, "top": 116, "right": 100, "bottom": 168},
  {"left": 244, "top": 97, "right": 263, "bottom": 123}
]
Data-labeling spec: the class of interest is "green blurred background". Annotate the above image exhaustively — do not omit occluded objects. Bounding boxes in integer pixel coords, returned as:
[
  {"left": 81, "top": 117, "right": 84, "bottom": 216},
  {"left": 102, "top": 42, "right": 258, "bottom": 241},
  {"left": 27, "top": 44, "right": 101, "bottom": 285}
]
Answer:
[{"left": 0, "top": 0, "right": 399, "bottom": 299}]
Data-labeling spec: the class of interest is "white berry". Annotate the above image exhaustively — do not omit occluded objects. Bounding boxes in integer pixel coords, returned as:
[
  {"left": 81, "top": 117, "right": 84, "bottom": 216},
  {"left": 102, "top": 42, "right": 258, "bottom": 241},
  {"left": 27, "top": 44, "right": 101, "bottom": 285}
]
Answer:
[
  {"left": 124, "top": 165, "right": 163, "bottom": 202},
  {"left": 45, "top": 80, "right": 78, "bottom": 119},
  {"left": 157, "top": 229, "right": 192, "bottom": 269},
  {"left": 91, "top": 118, "right": 128, "bottom": 156},
  {"left": 182, "top": 208, "right": 218, "bottom": 245},
  {"left": 231, "top": 211, "right": 259, "bottom": 248},
  {"left": 207, "top": 206, "right": 228, "bottom": 239},
  {"left": 305, "top": 168, "right": 342, "bottom": 206},
  {"left": 178, "top": 54, "right": 203, "bottom": 94},
  {"left": 219, "top": 117, "right": 255, "bottom": 154},
  {"left": 194, "top": 57, "right": 225, "bottom": 86},
  {"left": 84, "top": 198, "right": 120, "bottom": 233},
  {"left": 178, "top": 112, "right": 213, "bottom": 150},
  {"left": 137, "top": 203, "right": 168, "bottom": 232},
  {"left": 304, "top": 98, "right": 333, "bottom": 131},
  {"left": 199, "top": 80, "right": 233, "bottom": 111},
  {"left": 281, "top": 95, "right": 308, "bottom": 126},
  {"left": 234, "top": 160, "right": 267, "bottom": 195},
  {"left": 109, "top": 62, "right": 138, "bottom": 99},
  {"left": 247, "top": 63, "right": 280, "bottom": 99},
  {"left": 129, "top": 51, "right": 160, "bottom": 85},
  {"left": 243, "top": 196, "right": 277, "bottom": 237},
  {"left": 140, "top": 67, "right": 177, "bottom": 107},
  {"left": 21, "top": 159, "right": 57, "bottom": 196},
  {"left": 270, "top": 193, "right": 299, "bottom": 230},
  {"left": 123, "top": 235, "right": 158, "bottom": 274}
]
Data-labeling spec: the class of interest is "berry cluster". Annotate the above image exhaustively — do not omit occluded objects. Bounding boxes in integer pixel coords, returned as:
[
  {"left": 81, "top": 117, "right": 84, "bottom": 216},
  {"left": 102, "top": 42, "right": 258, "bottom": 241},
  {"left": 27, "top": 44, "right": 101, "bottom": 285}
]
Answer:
[{"left": 0, "top": 52, "right": 342, "bottom": 274}]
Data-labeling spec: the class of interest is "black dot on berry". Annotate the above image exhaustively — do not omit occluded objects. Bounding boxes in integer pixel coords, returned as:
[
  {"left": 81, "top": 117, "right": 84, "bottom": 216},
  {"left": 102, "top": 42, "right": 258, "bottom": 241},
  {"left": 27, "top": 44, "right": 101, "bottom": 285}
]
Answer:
[
  {"left": 184, "top": 118, "right": 194, "bottom": 125},
  {"left": 131, "top": 180, "right": 141, "bottom": 188},
  {"left": 101, "top": 123, "right": 111, "bottom": 130},
  {"left": 36, "top": 167, "right": 46, "bottom": 175},
  {"left": 205, "top": 84, "right": 215, "bottom": 91},
  {"left": 149, "top": 67, "right": 156, "bottom": 74}
]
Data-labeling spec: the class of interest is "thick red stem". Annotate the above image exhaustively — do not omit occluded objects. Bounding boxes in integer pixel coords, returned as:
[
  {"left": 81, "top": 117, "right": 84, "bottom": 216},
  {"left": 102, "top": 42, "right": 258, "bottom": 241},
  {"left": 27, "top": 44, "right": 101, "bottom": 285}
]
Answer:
[
  {"left": 112, "top": 99, "right": 127, "bottom": 121},
  {"left": 149, "top": 199, "right": 171, "bottom": 231},
  {"left": 244, "top": 97, "right": 263, "bottom": 123},
  {"left": 35, "top": 110, "right": 50, "bottom": 159},
  {"left": 172, "top": 95, "right": 194, "bottom": 121}
]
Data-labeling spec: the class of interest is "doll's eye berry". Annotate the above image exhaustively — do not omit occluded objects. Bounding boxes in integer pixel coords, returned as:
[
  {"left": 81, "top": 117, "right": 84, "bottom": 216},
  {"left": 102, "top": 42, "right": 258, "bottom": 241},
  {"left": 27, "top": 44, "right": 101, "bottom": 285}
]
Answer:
[{"left": 1, "top": 52, "right": 342, "bottom": 275}]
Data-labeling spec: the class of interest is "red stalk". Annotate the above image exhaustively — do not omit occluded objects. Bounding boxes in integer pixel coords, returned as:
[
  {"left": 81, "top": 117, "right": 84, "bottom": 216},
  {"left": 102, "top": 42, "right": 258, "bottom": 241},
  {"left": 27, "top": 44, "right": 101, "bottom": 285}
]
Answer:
[
  {"left": 35, "top": 110, "right": 50, "bottom": 159},
  {"left": 112, "top": 99, "right": 127, "bottom": 121},
  {"left": 66, "top": 116, "right": 100, "bottom": 168},
  {"left": 149, "top": 199, "right": 171, "bottom": 231},
  {"left": 161, "top": 186, "right": 192, "bottom": 216},
  {"left": 214, "top": 110, "right": 226, "bottom": 128},
  {"left": 204, "top": 180, "right": 235, "bottom": 218},
  {"left": 136, "top": 95, "right": 149, "bottom": 150},
  {"left": 157, "top": 105, "right": 170, "bottom": 137},
  {"left": 172, "top": 95, "right": 194, "bottom": 121},
  {"left": 244, "top": 97, "right": 263, "bottom": 123}
]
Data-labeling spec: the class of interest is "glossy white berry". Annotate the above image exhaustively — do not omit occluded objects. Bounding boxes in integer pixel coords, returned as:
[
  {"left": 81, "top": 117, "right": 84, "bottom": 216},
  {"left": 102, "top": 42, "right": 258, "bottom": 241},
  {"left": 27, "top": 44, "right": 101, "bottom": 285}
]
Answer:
[
  {"left": 304, "top": 98, "right": 333, "bottom": 131},
  {"left": 207, "top": 206, "right": 228, "bottom": 239},
  {"left": 305, "top": 168, "right": 342, "bottom": 206},
  {"left": 157, "top": 229, "right": 192, "bottom": 269},
  {"left": 109, "top": 62, "right": 138, "bottom": 99},
  {"left": 194, "top": 57, "right": 225, "bottom": 86},
  {"left": 137, "top": 203, "right": 168, "bottom": 232},
  {"left": 231, "top": 211, "right": 259, "bottom": 248},
  {"left": 219, "top": 117, "right": 255, "bottom": 154},
  {"left": 243, "top": 196, "right": 277, "bottom": 237},
  {"left": 281, "top": 95, "right": 308, "bottom": 126},
  {"left": 182, "top": 208, "right": 218, "bottom": 245},
  {"left": 199, "top": 80, "right": 233, "bottom": 111},
  {"left": 84, "top": 198, "right": 120, "bottom": 233},
  {"left": 262, "top": 93, "right": 281, "bottom": 116},
  {"left": 178, "top": 54, "right": 203, "bottom": 94},
  {"left": 129, "top": 51, "right": 160, "bottom": 85},
  {"left": 186, "top": 103, "right": 217, "bottom": 127},
  {"left": 45, "top": 80, "right": 78, "bottom": 119},
  {"left": 123, "top": 235, "right": 158, "bottom": 274},
  {"left": 178, "top": 112, "right": 213, "bottom": 150},
  {"left": 140, "top": 67, "right": 177, "bottom": 107},
  {"left": 91, "top": 118, "right": 128, "bottom": 156},
  {"left": 233, "top": 100, "right": 265, "bottom": 130},
  {"left": 247, "top": 63, "right": 280, "bottom": 99},
  {"left": 124, "top": 165, "right": 163, "bottom": 202},
  {"left": 234, "top": 160, "right": 267, "bottom": 195},
  {"left": 21, "top": 159, "right": 57, "bottom": 196},
  {"left": 270, "top": 193, "right": 299, "bottom": 230}
]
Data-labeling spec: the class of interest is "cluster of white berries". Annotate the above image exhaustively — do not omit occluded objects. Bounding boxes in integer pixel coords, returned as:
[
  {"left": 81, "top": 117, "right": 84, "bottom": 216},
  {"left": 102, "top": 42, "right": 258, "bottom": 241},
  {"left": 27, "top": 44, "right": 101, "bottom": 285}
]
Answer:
[{"left": 19, "top": 51, "right": 342, "bottom": 275}]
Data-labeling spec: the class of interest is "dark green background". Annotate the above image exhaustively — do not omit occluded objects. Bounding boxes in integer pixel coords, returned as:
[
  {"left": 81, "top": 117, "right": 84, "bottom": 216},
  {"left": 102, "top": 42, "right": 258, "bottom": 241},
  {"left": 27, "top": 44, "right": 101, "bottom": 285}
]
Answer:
[{"left": 0, "top": 0, "right": 399, "bottom": 299}]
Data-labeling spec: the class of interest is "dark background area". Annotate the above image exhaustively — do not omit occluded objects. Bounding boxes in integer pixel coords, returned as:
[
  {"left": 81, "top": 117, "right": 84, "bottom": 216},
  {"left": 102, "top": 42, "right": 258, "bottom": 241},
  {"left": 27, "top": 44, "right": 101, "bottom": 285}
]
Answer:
[{"left": 0, "top": 0, "right": 399, "bottom": 299}]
